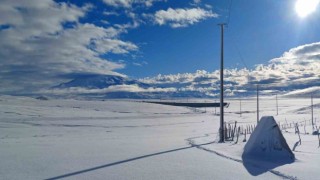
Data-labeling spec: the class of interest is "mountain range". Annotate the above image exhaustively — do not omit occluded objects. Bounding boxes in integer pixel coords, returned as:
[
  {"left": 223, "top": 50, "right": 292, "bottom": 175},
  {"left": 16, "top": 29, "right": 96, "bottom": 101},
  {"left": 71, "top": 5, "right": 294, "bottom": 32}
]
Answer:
[{"left": 51, "top": 74, "right": 320, "bottom": 99}]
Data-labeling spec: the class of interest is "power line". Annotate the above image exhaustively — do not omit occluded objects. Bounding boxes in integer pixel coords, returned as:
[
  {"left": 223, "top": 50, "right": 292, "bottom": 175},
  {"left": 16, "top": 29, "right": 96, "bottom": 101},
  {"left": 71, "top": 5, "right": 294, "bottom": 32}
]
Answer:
[
  {"left": 226, "top": 0, "right": 234, "bottom": 25},
  {"left": 229, "top": 36, "right": 249, "bottom": 70},
  {"left": 224, "top": 0, "right": 252, "bottom": 88}
]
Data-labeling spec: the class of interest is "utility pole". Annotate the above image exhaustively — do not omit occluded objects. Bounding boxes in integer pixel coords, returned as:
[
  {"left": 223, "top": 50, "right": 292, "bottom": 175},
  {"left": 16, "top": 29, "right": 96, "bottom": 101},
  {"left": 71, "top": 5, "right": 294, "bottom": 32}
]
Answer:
[
  {"left": 257, "top": 84, "right": 259, "bottom": 123},
  {"left": 218, "top": 23, "right": 226, "bottom": 143},
  {"left": 204, "top": 100, "right": 207, "bottom": 113},
  {"left": 240, "top": 98, "right": 242, "bottom": 117},
  {"left": 214, "top": 100, "right": 217, "bottom": 115},
  {"left": 276, "top": 94, "right": 278, "bottom": 116},
  {"left": 311, "top": 94, "right": 314, "bottom": 130}
]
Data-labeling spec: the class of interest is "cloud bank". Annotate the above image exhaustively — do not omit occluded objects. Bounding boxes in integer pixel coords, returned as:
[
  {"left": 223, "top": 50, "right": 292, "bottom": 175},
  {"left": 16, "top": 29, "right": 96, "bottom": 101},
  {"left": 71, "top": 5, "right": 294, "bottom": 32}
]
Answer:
[
  {"left": 141, "top": 42, "right": 320, "bottom": 97},
  {"left": 42, "top": 85, "right": 176, "bottom": 95},
  {"left": 51, "top": 40, "right": 320, "bottom": 98},
  {"left": 0, "top": 0, "right": 138, "bottom": 94}
]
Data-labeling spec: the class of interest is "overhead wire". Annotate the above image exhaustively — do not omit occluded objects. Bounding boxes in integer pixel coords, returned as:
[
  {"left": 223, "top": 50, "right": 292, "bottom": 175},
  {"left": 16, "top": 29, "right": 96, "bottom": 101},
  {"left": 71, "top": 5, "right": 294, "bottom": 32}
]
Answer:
[
  {"left": 225, "top": 0, "right": 249, "bottom": 70},
  {"left": 229, "top": 36, "right": 249, "bottom": 70},
  {"left": 226, "top": 0, "right": 234, "bottom": 26},
  {"left": 223, "top": 0, "right": 253, "bottom": 95}
]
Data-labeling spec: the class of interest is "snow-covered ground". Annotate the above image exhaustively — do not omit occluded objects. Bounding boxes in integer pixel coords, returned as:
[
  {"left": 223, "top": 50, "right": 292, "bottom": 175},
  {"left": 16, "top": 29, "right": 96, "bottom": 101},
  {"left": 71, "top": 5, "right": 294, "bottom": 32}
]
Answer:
[{"left": 0, "top": 95, "right": 319, "bottom": 180}]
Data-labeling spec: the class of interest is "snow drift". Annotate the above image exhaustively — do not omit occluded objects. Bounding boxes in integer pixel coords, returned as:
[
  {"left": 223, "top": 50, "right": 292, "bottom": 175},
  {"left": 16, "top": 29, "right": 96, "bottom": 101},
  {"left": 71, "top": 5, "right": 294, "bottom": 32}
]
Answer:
[
  {"left": 241, "top": 116, "right": 295, "bottom": 176},
  {"left": 243, "top": 116, "right": 295, "bottom": 161}
]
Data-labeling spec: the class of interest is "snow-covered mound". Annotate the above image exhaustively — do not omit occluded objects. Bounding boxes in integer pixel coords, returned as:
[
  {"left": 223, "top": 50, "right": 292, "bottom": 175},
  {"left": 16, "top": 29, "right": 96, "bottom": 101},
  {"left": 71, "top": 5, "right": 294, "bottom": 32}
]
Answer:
[
  {"left": 292, "top": 103, "right": 320, "bottom": 114},
  {"left": 243, "top": 116, "right": 295, "bottom": 161}
]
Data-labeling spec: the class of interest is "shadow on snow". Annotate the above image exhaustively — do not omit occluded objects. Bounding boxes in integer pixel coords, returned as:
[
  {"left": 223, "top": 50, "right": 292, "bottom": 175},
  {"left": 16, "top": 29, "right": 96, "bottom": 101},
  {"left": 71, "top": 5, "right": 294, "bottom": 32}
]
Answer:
[
  {"left": 241, "top": 154, "right": 295, "bottom": 176},
  {"left": 45, "top": 142, "right": 213, "bottom": 180}
]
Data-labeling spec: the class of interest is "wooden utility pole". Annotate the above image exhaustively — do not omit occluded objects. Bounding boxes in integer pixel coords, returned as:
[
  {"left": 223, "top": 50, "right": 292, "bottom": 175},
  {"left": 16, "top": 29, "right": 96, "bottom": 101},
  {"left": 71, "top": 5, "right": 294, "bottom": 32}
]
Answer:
[
  {"left": 214, "top": 100, "right": 217, "bottom": 115},
  {"left": 218, "top": 23, "right": 226, "bottom": 143},
  {"left": 276, "top": 94, "right": 278, "bottom": 116},
  {"left": 240, "top": 98, "right": 242, "bottom": 117},
  {"left": 311, "top": 94, "right": 314, "bottom": 130},
  {"left": 257, "top": 84, "right": 259, "bottom": 123}
]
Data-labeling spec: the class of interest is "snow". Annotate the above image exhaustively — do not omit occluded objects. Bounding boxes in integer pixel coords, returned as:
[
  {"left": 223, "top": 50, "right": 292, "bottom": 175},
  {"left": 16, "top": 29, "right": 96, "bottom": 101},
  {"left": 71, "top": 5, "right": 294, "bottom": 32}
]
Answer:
[
  {"left": 0, "top": 95, "right": 319, "bottom": 180},
  {"left": 243, "top": 116, "right": 294, "bottom": 161}
]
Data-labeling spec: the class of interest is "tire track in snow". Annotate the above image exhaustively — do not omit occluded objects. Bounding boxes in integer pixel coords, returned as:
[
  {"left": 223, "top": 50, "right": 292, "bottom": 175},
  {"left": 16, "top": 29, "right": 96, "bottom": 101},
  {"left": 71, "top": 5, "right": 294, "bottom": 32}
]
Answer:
[{"left": 186, "top": 135, "right": 298, "bottom": 180}]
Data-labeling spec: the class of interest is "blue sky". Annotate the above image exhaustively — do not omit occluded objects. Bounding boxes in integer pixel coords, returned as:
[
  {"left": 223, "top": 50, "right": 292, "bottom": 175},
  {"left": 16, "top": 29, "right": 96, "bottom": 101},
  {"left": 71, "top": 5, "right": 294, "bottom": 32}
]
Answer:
[
  {"left": 0, "top": 0, "right": 320, "bottom": 96},
  {"left": 69, "top": 0, "right": 320, "bottom": 78}
]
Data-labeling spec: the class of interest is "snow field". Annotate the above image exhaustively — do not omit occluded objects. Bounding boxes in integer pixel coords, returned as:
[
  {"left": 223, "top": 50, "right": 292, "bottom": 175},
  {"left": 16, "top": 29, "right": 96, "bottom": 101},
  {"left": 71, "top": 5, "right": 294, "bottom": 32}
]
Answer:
[{"left": 0, "top": 95, "right": 319, "bottom": 179}]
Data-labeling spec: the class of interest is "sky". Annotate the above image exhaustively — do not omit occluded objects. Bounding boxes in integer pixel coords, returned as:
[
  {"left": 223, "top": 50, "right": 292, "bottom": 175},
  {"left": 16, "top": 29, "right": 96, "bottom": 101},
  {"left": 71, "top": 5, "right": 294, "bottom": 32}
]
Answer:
[{"left": 0, "top": 0, "right": 320, "bottom": 96}]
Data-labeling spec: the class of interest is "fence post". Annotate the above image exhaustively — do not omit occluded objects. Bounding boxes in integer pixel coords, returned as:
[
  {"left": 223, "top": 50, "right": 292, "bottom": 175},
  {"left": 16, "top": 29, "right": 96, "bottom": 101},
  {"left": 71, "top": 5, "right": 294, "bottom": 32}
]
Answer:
[
  {"left": 243, "top": 129, "right": 247, "bottom": 142},
  {"left": 235, "top": 126, "right": 240, "bottom": 144},
  {"left": 228, "top": 124, "right": 232, "bottom": 139},
  {"left": 231, "top": 121, "right": 237, "bottom": 141},
  {"left": 224, "top": 123, "right": 228, "bottom": 140},
  {"left": 317, "top": 127, "right": 320, "bottom": 148},
  {"left": 295, "top": 123, "right": 301, "bottom": 145}
]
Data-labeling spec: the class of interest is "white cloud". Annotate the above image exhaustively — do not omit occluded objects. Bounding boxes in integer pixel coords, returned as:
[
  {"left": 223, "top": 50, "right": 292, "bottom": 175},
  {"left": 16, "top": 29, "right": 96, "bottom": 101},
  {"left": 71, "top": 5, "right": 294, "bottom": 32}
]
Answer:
[
  {"left": 102, "top": 0, "right": 166, "bottom": 8},
  {"left": 132, "top": 61, "right": 148, "bottom": 66},
  {"left": 141, "top": 42, "right": 320, "bottom": 96},
  {"left": 153, "top": 7, "right": 218, "bottom": 28},
  {"left": 101, "top": 20, "right": 110, "bottom": 24},
  {"left": 0, "top": 0, "right": 87, "bottom": 38},
  {"left": 0, "top": 0, "right": 138, "bottom": 94},
  {"left": 204, "top": 4, "right": 213, "bottom": 9},
  {"left": 103, "top": 11, "right": 120, "bottom": 16},
  {"left": 41, "top": 85, "right": 176, "bottom": 94},
  {"left": 142, "top": 70, "right": 219, "bottom": 84},
  {"left": 114, "top": 20, "right": 141, "bottom": 30},
  {"left": 103, "top": 0, "right": 132, "bottom": 8},
  {"left": 190, "top": 0, "right": 202, "bottom": 6},
  {"left": 271, "top": 42, "right": 320, "bottom": 64},
  {"left": 94, "top": 39, "right": 138, "bottom": 54}
]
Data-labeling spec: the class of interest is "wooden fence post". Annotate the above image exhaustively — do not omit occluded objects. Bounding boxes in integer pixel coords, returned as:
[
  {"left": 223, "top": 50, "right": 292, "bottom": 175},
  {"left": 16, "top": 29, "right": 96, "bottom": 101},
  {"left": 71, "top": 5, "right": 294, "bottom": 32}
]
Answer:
[
  {"left": 224, "top": 123, "right": 227, "bottom": 140},
  {"left": 317, "top": 127, "right": 320, "bottom": 148},
  {"left": 235, "top": 126, "right": 240, "bottom": 144},
  {"left": 243, "top": 129, "right": 247, "bottom": 142},
  {"left": 231, "top": 121, "right": 237, "bottom": 141},
  {"left": 295, "top": 123, "right": 301, "bottom": 145}
]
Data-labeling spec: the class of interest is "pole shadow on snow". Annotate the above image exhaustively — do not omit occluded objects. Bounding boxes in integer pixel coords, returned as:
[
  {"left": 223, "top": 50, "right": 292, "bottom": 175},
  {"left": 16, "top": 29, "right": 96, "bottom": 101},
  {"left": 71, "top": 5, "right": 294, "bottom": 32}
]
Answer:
[
  {"left": 45, "top": 142, "right": 213, "bottom": 180},
  {"left": 241, "top": 154, "right": 295, "bottom": 176}
]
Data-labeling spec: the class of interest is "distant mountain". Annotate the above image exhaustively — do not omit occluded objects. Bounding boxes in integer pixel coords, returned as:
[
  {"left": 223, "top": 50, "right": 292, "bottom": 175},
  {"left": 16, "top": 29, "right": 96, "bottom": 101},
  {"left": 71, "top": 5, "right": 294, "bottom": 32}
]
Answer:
[
  {"left": 51, "top": 74, "right": 217, "bottom": 99},
  {"left": 54, "top": 75, "right": 150, "bottom": 89},
  {"left": 283, "top": 86, "right": 320, "bottom": 98},
  {"left": 51, "top": 74, "right": 320, "bottom": 99}
]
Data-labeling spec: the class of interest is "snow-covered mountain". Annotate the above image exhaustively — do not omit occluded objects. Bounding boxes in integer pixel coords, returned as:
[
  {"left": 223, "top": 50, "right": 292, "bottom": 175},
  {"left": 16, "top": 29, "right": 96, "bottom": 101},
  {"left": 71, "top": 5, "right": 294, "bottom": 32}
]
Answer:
[
  {"left": 283, "top": 86, "right": 320, "bottom": 97},
  {"left": 51, "top": 74, "right": 217, "bottom": 99},
  {"left": 54, "top": 75, "right": 150, "bottom": 89},
  {"left": 51, "top": 74, "right": 320, "bottom": 99}
]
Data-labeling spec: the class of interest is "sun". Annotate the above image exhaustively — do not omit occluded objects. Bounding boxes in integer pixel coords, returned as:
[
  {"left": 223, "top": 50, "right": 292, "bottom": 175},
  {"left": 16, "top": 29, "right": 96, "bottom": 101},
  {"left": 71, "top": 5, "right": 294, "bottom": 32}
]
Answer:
[{"left": 295, "top": 0, "right": 319, "bottom": 18}]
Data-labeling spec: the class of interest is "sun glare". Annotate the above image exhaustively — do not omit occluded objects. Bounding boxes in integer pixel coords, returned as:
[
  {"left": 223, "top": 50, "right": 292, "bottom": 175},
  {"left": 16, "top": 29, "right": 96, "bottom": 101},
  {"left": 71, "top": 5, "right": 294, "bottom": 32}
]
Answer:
[{"left": 295, "top": 0, "right": 319, "bottom": 18}]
